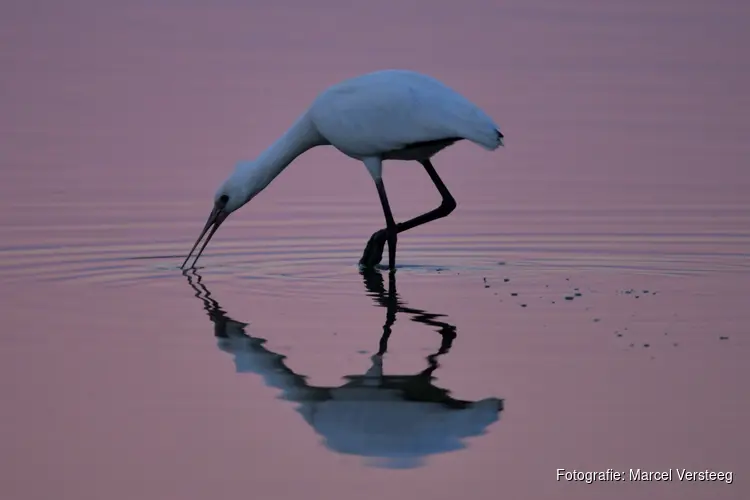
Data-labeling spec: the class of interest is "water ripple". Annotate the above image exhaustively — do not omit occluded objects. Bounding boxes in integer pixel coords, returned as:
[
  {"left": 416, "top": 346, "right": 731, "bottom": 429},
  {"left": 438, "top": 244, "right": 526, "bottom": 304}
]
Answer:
[{"left": 1, "top": 226, "right": 748, "bottom": 294}]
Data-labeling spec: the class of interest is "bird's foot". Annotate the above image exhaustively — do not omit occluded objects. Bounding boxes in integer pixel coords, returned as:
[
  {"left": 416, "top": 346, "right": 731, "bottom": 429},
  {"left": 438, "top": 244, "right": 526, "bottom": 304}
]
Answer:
[{"left": 359, "top": 229, "right": 387, "bottom": 268}]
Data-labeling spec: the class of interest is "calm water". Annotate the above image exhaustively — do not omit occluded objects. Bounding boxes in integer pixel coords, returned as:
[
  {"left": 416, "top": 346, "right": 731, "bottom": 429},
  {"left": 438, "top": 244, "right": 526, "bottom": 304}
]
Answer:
[{"left": 2, "top": 1, "right": 749, "bottom": 499}]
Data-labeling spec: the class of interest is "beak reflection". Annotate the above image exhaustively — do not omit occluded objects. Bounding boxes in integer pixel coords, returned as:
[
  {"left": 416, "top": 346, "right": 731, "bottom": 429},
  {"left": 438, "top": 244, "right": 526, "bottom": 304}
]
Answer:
[{"left": 180, "top": 202, "right": 229, "bottom": 269}]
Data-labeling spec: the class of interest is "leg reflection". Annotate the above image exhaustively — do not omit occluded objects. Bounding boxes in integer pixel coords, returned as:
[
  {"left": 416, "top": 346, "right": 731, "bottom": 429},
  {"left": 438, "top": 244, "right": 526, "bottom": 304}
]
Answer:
[{"left": 361, "top": 268, "right": 456, "bottom": 358}]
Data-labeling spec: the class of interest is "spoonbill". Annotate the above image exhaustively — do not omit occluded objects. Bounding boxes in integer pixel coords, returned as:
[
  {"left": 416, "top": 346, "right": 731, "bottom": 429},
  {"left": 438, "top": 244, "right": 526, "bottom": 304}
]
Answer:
[{"left": 181, "top": 69, "right": 504, "bottom": 270}]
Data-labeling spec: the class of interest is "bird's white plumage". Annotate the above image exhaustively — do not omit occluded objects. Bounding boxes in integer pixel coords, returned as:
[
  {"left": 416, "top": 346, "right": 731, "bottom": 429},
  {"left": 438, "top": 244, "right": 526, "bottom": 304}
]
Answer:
[
  {"left": 309, "top": 70, "right": 502, "bottom": 159},
  {"left": 214, "top": 69, "right": 502, "bottom": 208}
]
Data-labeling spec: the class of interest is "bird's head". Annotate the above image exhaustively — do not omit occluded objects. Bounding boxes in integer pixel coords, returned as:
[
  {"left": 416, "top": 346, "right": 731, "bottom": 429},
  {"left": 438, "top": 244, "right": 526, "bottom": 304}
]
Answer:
[
  {"left": 180, "top": 163, "right": 260, "bottom": 269},
  {"left": 213, "top": 171, "right": 254, "bottom": 214}
]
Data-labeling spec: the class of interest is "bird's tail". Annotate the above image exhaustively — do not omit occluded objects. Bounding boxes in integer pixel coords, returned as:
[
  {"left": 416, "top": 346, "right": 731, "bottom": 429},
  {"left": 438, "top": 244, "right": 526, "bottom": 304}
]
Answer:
[{"left": 451, "top": 107, "right": 503, "bottom": 151}]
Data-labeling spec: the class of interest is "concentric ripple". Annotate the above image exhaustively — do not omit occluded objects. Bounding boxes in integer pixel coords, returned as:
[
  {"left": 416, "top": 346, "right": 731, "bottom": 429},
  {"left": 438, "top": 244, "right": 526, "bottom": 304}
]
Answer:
[{"left": 2, "top": 223, "right": 749, "bottom": 296}]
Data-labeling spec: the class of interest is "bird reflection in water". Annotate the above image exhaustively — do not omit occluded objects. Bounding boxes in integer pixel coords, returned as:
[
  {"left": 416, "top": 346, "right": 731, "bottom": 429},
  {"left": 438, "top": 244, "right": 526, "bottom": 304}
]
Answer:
[{"left": 184, "top": 269, "right": 504, "bottom": 469}]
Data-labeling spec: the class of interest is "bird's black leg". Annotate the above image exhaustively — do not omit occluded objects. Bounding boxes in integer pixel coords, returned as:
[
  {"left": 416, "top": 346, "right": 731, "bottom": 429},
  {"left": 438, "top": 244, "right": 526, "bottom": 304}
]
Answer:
[
  {"left": 360, "top": 159, "right": 456, "bottom": 268},
  {"left": 373, "top": 179, "right": 398, "bottom": 270}
]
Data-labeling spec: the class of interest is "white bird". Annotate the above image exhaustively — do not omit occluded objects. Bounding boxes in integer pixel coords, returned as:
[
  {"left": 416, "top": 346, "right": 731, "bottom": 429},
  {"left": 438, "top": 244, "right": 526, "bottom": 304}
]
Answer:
[{"left": 181, "top": 69, "right": 505, "bottom": 270}]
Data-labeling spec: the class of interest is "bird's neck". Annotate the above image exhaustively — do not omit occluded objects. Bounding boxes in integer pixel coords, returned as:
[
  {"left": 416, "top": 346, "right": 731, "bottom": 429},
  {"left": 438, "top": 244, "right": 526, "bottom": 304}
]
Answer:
[{"left": 241, "top": 112, "right": 324, "bottom": 193}]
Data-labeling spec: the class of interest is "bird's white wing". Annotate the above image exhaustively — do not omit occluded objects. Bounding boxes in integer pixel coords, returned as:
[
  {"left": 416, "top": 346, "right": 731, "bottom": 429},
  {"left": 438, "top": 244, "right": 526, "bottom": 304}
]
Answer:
[{"left": 309, "top": 70, "right": 501, "bottom": 158}]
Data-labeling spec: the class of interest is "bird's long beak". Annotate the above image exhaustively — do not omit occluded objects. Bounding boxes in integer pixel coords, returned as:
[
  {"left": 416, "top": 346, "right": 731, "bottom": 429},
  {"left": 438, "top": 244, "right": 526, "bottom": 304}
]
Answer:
[{"left": 180, "top": 203, "right": 229, "bottom": 269}]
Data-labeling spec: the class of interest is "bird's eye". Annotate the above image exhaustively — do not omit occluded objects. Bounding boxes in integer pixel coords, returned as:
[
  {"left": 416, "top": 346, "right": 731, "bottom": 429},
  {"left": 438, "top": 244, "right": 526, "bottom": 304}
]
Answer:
[{"left": 218, "top": 194, "right": 229, "bottom": 205}]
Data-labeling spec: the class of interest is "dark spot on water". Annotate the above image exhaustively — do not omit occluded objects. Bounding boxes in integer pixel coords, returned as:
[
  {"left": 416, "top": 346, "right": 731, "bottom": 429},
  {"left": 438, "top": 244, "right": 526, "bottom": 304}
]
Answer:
[
  {"left": 565, "top": 296, "right": 574, "bottom": 301},
  {"left": 575, "top": 292, "right": 582, "bottom": 297},
  {"left": 643, "top": 344, "right": 650, "bottom": 348},
  {"left": 720, "top": 336, "right": 729, "bottom": 340},
  {"left": 629, "top": 343, "right": 635, "bottom": 347},
  {"left": 635, "top": 295, "right": 640, "bottom": 298},
  {"left": 504, "top": 278, "right": 510, "bottom": 282},
  {"left": 521, "top": 304, "right": 527, "bottom": 307},
  {"left": 357, "top": 350, "right": 368, "bottom": 354},
  {"left": 498, "top": 261, "right": 506, "bottom": 266},
  {"left": 593, "top": 318, "right": 601, "bottom": 322},
  {"left": 616, "top": 333, "right": 623, "bottom": 337},
  {"left": 673, "top": 342, "right": 679, "bottom": 347},
  {"left": 511, "top": 293, "right": 518, "bottom": 297}
]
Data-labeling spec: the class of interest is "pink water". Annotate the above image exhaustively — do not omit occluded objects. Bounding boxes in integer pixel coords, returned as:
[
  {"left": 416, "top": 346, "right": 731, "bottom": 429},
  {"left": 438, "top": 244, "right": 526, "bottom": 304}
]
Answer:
[{"left": 1, "top": 1, "right": 749, "bottom": 499}]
